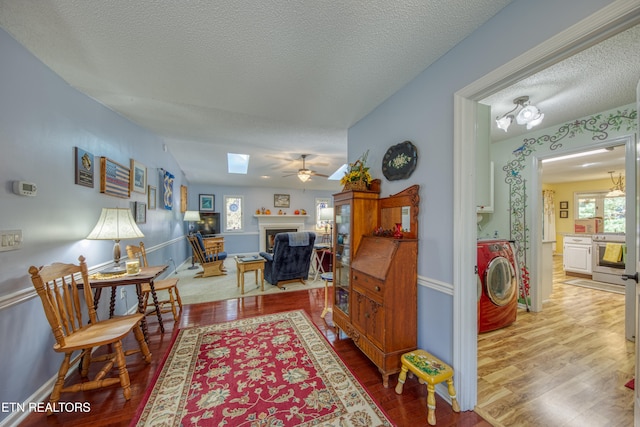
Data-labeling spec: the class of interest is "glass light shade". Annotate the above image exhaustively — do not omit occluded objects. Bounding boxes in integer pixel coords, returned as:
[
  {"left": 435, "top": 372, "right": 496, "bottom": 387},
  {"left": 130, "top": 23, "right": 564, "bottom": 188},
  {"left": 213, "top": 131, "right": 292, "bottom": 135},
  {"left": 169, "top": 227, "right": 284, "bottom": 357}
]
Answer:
[
  {"left": 183, "top": 210, "right": 201, "bottom": 222},
  {"left": 525, "top": 112, "right": 544, "bottom": 129},
  {"left": 606, "top": 189, "right": 625, "bottom": 197},
  {"left": 516, "top": 105, "right": 540, "bottom": 125},
  {"left": 495, "top": 115, "right": 513, "bottom": 132},
  {"left": 298, "top": 171, "right": 311, "bottom": 182}
]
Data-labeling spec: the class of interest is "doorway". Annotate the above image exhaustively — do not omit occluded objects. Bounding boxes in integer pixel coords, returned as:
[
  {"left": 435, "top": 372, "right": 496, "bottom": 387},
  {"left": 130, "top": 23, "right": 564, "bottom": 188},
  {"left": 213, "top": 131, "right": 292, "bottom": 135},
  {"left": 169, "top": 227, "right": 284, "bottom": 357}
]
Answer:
[{"left": 454, "top": 2, "right": 640, "bottom": 412}]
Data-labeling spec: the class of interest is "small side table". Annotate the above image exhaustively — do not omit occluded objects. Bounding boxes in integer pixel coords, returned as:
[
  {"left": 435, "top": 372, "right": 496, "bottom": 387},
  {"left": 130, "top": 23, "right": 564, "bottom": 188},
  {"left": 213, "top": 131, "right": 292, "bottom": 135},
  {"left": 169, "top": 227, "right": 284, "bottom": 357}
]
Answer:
[
  {"left": 320, "top": 272, "right": 333, "bottom": 318},
  {"left": 235, "top": 256, "right": 266, "bottom": 295}
]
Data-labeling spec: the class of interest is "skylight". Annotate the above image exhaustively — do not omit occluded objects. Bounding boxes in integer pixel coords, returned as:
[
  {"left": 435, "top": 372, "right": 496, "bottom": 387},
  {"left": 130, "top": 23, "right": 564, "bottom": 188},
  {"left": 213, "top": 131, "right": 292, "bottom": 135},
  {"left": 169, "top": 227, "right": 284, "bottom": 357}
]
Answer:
[
  {"left": 328, "top": 164, "right": 348, "bottom": 180},
  {"left": 227, "top": 153, "right": 250, "bottom": 174}
]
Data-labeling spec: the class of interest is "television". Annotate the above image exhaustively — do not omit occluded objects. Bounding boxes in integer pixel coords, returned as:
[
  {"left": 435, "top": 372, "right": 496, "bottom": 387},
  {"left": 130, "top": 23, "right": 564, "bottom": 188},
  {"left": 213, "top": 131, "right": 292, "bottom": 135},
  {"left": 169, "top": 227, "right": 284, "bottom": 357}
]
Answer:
[{"left": 193, "top": 212, "right": 221, "bottom": 236}]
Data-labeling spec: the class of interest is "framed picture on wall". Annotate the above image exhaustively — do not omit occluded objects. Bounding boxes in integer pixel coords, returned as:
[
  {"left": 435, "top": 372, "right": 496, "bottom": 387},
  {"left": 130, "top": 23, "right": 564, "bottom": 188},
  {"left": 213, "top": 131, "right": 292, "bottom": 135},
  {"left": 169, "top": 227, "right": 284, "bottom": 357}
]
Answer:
[
  {"left": 74, "top": 147, "right": 94, "bottom": 188},
  {"left": 130, "top": 159, "right": 147, "bottom": 194},
  {"left": 100, "top": 157, "right": 130, "bottom": 198},
  {"left": 148, "top": 185, "right": 156, "bottom": 210},
  {"left": 560, "top": 201, "right": 568, "bottom": 209},
  {"left": 135, "top": 202, "right": 147, "bottom": 224},
  {"left": 180, "top": 185, "right": 188, "bottom": 213},
  {"left": 274, "top": 194, "right": 290, "bottom": 208},
  {"left": 199, "top": 194, "right": 215, "bottom": 212},
  {"left": 560, "top": 210, "right": 568, "bottom": 218}
]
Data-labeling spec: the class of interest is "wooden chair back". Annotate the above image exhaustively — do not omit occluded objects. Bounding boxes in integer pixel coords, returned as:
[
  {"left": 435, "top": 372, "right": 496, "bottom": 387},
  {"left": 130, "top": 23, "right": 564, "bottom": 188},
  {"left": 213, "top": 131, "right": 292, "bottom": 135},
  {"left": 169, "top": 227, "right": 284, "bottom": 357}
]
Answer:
[
  {"left": 126, "top": 242, "right": 150, "bottom": 267},
  {"left": 186, "top": 234, "right": 226, "bottom": 277},
  {"left": 29, "top": 255, "right": 96, "bottom": 348}
]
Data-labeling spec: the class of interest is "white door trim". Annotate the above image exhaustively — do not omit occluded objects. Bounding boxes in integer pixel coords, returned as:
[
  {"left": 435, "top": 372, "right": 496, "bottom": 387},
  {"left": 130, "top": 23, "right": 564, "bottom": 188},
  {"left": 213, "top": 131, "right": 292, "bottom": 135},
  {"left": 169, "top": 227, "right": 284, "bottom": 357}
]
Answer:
[{"left": 453, "top": 0, "right": 640, "bottom": 411}]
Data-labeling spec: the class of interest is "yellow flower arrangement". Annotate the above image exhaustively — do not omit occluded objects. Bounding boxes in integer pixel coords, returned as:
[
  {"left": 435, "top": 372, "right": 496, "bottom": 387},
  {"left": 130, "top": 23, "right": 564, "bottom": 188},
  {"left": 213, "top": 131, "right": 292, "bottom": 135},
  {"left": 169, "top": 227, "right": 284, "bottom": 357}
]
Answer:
[{"left": 340, "top": 150, "right": 372, "bottom": 188}]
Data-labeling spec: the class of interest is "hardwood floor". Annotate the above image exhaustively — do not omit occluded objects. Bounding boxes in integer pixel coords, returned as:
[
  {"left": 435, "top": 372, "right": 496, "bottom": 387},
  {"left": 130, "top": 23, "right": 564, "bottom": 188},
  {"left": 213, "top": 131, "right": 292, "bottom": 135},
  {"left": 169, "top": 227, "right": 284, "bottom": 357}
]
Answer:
[
  {"left": 476, "top": 254, "right": 634, "bottom": 426},
  {"left": 19, "top": 288, "right": 489, "bottom": 427},
  {"left": 20, "top": 255, "right": 632, "bottom": 427}
]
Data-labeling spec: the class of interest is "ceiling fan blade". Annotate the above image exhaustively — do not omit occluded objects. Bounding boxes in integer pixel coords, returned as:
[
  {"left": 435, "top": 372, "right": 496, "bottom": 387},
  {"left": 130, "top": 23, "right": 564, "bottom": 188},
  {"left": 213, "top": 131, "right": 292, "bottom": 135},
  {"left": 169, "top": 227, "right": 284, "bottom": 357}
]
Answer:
[{"left": 310, "top": 171, "right": 329, "bottom": 178}]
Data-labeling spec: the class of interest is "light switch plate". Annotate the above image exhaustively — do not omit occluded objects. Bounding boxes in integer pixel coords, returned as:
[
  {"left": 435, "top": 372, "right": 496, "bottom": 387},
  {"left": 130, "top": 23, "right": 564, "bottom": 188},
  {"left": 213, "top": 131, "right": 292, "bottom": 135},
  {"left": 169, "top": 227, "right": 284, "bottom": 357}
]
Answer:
[{"left": 0, "top": 230, "right": 22, "bottom": 252}]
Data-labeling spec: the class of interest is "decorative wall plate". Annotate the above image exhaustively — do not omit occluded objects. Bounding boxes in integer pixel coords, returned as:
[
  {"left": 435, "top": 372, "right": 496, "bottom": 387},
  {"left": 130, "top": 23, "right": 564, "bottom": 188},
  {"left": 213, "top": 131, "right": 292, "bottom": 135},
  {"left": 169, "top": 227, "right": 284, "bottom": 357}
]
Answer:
[{"left": 382, "top": 141, "right": 418, "bottom": 181}]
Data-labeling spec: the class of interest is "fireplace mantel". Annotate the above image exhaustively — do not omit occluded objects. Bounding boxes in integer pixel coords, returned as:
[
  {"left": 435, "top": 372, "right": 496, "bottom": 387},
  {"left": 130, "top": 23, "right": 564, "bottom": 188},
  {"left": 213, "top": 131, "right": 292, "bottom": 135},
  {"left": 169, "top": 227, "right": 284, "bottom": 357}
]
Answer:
[{"left": 256, "top": 215, "right": 309, "bottom": 252}]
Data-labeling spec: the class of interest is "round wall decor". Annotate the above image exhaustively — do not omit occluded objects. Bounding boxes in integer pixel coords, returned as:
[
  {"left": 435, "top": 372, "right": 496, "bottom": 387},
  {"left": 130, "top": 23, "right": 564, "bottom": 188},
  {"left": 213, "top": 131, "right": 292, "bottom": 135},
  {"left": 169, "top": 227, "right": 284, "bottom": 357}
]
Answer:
[{"left": 382, "top": 141, "right": 417, "bottom": 181}]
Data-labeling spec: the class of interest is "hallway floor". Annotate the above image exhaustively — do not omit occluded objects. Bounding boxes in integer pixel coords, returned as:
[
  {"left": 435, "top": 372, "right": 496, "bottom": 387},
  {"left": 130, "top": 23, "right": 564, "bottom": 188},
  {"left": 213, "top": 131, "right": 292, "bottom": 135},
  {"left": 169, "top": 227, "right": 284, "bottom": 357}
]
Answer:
[{"left": 476, "top": 254, "right": 634, "bottom": 426}]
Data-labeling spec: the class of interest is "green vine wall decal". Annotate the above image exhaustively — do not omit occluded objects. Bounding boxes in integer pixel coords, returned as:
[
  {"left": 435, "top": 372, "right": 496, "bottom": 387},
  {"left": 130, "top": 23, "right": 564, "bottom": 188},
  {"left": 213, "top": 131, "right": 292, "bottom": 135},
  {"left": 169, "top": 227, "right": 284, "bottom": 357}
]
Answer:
[{"left": 502, "top": 108, "right": 637, "bottom": 301}]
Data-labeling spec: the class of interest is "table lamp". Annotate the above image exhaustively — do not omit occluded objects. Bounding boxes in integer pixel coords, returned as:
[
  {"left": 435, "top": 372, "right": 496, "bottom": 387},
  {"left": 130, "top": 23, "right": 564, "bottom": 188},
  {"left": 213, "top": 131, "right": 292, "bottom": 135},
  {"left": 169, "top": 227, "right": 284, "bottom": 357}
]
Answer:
[
  {"left": 183, "top": 210, "right": 201, "bottom": 269},
  {"left": 87, "top": 208, "right": 145, "bottom": 275}
]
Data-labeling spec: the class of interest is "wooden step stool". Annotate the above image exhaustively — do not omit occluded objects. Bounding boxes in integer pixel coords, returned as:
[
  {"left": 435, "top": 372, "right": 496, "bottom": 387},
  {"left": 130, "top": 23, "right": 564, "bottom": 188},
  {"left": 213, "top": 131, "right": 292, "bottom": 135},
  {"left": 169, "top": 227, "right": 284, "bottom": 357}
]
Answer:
[{"left": 395, "top": 349, "right": 460, "bottom": 425}]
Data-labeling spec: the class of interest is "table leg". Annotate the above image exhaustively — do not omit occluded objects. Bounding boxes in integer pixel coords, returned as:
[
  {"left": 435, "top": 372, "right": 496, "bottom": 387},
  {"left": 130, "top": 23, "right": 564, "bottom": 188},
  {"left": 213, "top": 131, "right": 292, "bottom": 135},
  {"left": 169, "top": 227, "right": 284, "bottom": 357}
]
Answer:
[
  {"left": 241, "top": 270, "right": 245, "bottom": 295},
  {"left": 109, "top": 286, "right": 117, "bottom": 318},
  {"left": 93, "top": 288, "right": 103, "bottom": 313},
  {"left": 148, "top": 280, "right": 164, "bottom": 333},
  {"left": 135, "top": 283, "right": 149, "bottom": 342},
  {"left": 260, "top": 267, "right": 264, "bottom": 291}
]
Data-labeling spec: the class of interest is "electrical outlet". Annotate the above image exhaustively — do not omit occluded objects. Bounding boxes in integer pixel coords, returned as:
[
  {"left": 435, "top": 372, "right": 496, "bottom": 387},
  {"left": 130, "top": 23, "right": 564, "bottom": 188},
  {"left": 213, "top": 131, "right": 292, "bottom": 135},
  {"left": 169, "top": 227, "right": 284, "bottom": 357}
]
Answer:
[{"left": 120, "top": 288, "right": 126, "bottom": 300}]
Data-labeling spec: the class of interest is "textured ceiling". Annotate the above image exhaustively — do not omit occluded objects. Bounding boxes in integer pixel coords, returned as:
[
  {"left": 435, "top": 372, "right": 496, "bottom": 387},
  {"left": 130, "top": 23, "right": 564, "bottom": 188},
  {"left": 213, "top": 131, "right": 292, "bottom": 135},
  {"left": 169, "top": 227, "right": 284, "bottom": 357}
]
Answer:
[
  {"left": 481, "top": 24, "right": 640, "bottom": 184},
  {"left": 1, "top": 2, "right": 637, "bottom": 189},
  {"left": 0, "top": 0, "right": 512, "bottom": 189}
]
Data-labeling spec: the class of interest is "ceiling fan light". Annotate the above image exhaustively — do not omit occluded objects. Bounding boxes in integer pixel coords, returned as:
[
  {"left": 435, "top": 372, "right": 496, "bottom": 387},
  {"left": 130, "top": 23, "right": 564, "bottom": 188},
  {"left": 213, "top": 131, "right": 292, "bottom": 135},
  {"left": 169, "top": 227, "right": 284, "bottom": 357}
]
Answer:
[
  {"left": 298, "top": 171, "right": 311, "bottom": 182},
  {"left": 496, "top": 115, "right": 513, "bottom": 132},
  {"left": 606, "top": 189, "right": 625, "bottom": 197}
]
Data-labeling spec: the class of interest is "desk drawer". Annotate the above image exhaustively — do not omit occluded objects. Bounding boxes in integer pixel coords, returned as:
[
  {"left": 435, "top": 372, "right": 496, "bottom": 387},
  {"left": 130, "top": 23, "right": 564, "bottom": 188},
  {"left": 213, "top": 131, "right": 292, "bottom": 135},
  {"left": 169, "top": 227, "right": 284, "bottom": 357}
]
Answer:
[{"left": 352, "top": 270, "right": 384, "bottom": 299}]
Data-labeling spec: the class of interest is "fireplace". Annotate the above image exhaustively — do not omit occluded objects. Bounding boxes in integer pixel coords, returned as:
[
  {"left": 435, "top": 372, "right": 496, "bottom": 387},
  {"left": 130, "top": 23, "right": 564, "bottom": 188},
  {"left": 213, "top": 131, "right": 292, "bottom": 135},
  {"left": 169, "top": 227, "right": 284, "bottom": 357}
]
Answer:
[
  {"left": 265, "top": 228, "right": 298, "bottom": 253},
  {"left": 256, "top": 215, "right": 307, "bottom": 252}
]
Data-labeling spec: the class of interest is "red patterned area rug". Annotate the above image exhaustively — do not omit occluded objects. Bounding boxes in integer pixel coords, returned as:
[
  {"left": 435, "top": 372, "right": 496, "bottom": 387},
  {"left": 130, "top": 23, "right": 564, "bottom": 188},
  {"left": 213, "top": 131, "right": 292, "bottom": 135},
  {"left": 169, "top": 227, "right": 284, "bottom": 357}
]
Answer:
[{"left": 131, "top": 310, "right": 394, "bottom": 426}]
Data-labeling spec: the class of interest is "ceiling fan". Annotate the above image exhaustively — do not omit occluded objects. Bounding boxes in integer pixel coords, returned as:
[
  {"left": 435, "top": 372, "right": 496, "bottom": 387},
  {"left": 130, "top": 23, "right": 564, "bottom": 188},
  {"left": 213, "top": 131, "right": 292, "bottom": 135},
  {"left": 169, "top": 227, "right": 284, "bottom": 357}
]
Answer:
[{"left": 283, "top": 154, "right": 329, "bottom": 182}]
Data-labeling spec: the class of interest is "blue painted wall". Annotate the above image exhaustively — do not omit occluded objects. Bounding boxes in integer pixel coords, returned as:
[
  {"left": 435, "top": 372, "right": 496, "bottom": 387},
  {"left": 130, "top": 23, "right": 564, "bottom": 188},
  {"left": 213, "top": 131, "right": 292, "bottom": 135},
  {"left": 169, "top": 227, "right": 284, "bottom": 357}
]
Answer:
[{"left": 348, "top": 0, "right": 614, "bottom": 364}]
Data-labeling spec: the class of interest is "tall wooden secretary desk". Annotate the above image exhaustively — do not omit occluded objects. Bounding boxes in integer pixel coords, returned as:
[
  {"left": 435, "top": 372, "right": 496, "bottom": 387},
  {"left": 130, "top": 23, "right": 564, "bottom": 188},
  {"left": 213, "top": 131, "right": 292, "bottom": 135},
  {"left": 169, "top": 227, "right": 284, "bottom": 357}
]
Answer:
[{"left": 332, "top": 185, "right": 419, "bottom": 387}]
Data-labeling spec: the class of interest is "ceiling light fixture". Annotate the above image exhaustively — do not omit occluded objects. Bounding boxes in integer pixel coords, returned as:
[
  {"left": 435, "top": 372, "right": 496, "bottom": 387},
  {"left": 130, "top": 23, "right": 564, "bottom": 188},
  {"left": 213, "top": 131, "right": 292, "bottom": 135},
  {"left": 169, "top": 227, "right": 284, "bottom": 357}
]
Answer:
[
  {"left": 495, "top": 96, "right": 544, "bottom": 132},
  {"left": 606, "top": 171, "right": 625, "bottom": 197},
  {"left": 297, "top": 170, "right": 312, "bottom": 182}
]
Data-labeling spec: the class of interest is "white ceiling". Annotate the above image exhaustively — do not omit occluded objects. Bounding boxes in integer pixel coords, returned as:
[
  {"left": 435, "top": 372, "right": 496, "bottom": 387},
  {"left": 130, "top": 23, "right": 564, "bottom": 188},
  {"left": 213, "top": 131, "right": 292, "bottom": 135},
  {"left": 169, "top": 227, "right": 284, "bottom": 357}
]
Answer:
[
  {"left": 0, "top": 2, "right": 637, "bottom": 189},
  {"left": 0, "top": 0, "right": 512, "bottom": 190},
  {"left": 481, "top": 24, "right": 640, "bottom": 184}
]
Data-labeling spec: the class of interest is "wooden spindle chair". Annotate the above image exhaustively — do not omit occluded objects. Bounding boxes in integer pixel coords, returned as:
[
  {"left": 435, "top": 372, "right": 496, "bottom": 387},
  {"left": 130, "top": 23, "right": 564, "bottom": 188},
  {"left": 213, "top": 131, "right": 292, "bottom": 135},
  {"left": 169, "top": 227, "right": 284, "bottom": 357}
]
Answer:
[
  {"left": 126, "top": 242, "right": 182, "bottom": 322},
  {"left": 29, "top": 255, "right": 151, "bottom": 415},
  {"left": 187, "top": 234, "right": 228, "bottom": 278}
]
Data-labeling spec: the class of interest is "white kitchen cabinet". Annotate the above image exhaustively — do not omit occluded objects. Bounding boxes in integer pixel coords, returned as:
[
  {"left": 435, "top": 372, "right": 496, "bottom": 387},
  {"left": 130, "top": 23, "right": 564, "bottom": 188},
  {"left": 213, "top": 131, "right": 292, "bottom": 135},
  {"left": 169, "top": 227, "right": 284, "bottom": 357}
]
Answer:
[{"left": 563, "top": 235, "right": 592, "bottom": 275}]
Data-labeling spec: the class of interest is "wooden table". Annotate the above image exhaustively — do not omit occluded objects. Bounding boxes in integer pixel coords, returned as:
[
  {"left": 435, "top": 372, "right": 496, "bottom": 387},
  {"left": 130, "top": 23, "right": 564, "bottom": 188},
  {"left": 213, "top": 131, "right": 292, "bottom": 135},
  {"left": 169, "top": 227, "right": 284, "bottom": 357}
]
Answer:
[
  {"left": 83, "top": 265, "right": 169, "bottom": 339},
  {"left": 235, "top": 256, "right": 266, "bottom": 294}
]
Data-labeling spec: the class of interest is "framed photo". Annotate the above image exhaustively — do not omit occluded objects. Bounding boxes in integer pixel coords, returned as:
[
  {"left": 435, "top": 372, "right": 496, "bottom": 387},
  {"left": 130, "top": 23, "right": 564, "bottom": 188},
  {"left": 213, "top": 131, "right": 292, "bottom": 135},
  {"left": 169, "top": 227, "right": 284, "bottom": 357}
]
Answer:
[
  {"left": 135, "top": 202, "right": 147, "bottom": 224},
  {"left": 100, "top": 157, "right": 130, "bottom": 198},
  {"left": 180, "top": 185, "right": 188, "bottom": 213},
  {"left": 74, "top": 147, "right": 94, "bottom": 188},
  {"left": 148, "top": 185, "right": 157, "bottom": 210},
  {"left": 130, "top": 159, "right": 147, "bottom": 194},
  {"left": 560, "top": 201, "right": 569, "bottom": 209},
  {"left": 560, "top": 210, "right": 569, "bottom": 218},
  {"left": 274, "top": 194, "right": 290, "bottom": 208},
  {"left": 199, "top": 194, "right": 215, "bottom": 212}
]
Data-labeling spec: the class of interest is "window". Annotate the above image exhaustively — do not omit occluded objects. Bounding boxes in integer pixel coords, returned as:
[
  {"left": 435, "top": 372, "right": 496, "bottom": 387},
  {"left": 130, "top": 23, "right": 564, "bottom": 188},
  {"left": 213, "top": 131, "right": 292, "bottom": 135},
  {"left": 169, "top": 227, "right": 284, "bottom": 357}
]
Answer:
[
  {"left": 224, "top": 195, "right": 243, "bottom": 232},
  {"left": 575, "top": 191, "right": 625, "bottom": 233},
  {"left": 315, "top": 197, "right": 331, "bottom": 231}
]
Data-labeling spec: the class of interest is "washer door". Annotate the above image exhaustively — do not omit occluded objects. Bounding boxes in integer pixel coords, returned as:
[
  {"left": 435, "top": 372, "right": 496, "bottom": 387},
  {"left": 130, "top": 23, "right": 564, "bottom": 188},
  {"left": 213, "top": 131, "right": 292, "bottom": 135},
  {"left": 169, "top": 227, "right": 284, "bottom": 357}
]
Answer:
[{"left": 485, "top": 256, "right": 516, "bottom": 306}]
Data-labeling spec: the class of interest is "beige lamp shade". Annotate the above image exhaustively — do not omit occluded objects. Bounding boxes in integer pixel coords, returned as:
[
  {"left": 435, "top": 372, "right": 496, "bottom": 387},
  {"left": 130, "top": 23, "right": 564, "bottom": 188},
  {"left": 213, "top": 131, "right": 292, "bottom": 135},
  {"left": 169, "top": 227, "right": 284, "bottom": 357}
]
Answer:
[
  {"left": 183, "top": 210, "right": 201, "bottom": 222},
  {"left": 319, "top": 207, "right": 334, "bottom": 221},
  {"left": 87, "top": 208, "right": 144, "bottom": 273}
]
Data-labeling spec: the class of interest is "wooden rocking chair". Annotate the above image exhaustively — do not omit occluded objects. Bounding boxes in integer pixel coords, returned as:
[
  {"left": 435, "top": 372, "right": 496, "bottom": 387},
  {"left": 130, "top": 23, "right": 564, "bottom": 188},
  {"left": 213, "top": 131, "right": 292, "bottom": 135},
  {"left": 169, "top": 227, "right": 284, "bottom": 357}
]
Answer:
[
  {"left": 187, "top": 234, "right": 227, "bottom": 278},
  {"left": 126, "top": 242, "right": 182, "bottom": 322},
  {"left": 29, "top": 255, "right": 151, "bottom": 415}
]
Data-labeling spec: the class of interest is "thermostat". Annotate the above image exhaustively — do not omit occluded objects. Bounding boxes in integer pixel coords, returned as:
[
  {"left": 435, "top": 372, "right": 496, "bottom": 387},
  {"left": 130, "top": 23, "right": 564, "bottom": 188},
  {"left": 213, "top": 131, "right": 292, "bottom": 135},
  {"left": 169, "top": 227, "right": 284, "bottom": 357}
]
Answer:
[{"left": 13, "top": 181, "right": 37, "bottom": 196}]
